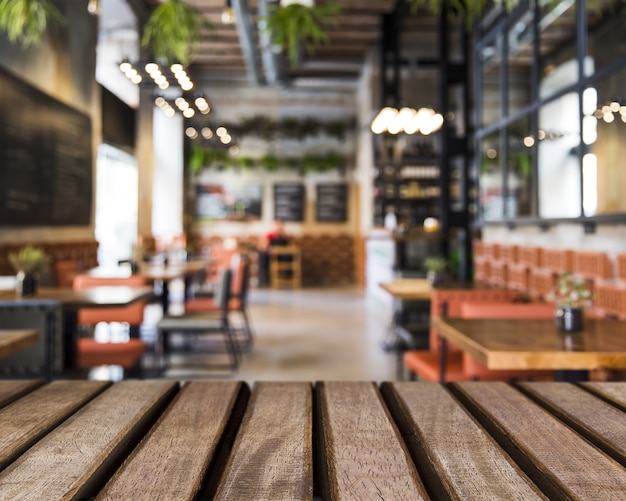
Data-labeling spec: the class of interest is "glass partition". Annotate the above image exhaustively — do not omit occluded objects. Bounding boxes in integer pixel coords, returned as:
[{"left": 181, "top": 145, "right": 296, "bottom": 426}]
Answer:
[
  {"left": 506, "top": 116, "right": 534, "bottom": 217},
  {"left": 479, "top": 132, "right": 503, "bottom": 220}
]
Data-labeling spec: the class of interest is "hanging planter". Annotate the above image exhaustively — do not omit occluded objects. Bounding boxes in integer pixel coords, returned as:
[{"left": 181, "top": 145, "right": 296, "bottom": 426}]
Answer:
[
  {"left": 141, "top": 0, "right": 213, "bottom": 65},
  {"left": 0, "top": 0, "right": 63, "bottom": 48},
  {"left": 262, "top": 0, "right": 341, "bottom": 67}
]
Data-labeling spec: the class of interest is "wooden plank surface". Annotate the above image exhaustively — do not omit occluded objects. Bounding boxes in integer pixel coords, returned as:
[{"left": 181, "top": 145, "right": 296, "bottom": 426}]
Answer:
[
  {"left": 518, "top": 382, "right": 626, "bottom": 467},
  {"left": 0, "top": 329, "right": 38, "bottom": 358},
  {"left": 382, "top": 382, "right": 546, "bottom": 500},
  {"left": 581, "top": 382, "right": 626, "bottom": 411},
  {"left": 215, "top": 382, "right": 313, "bottom": 501},
  {"left": 454, "top": 382, "right": 626, "bottom": 500},
  {"left": 0, "top": 286, "right": 153, "bottom": 308},
  {"left": 98, "top": 381, "right": 245, "bottom": 501},
  {"left": 379, "top": 279, "right": 433, "bottom": 300},
  {"left": 317, "top": 381, "right": 428, "bottom": 500},
  {"left": 0, "top": 380, "right": 109, "bottom": 471},
  {"left": 0, "top": 380, "right": 178, "bottom": 500},
  {"left": 432, "top": 317, "right": 626, "bottom": 370},
  {"left": 0, "top": 380, "right": 43, "bottom": 409}
]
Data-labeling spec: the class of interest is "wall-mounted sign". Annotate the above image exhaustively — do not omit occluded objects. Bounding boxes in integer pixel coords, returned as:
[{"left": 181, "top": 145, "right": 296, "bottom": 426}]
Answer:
[
  {"left": 316, "top": 183, "right": 348, "bottom": 222},
  {"left": 0, "top": 68, "right": 93, "bottom": 226},
  {"left": 273, "top": 183, "right": 305, "bottom": 222}
]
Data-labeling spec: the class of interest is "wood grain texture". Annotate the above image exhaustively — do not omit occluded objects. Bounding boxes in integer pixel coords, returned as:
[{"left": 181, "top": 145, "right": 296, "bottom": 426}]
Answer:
[
  {"left": 581, "top": 382, "right": 626, "bottom": 411},
  {"left": 0, "top": 380, "right": 178, "bottom": 501},
  {"left": 379, "top": 279, "right": 433, "bottom": 300},
  {"left": 317, "top": 381, "right": 428, "bottom": 500},
  {"left": 383, "top": 382, "right": 546, "bottom": 500},
  {"left": 215, "top": 382, "right": 313, "bottom": 501},
  {"left": 98, "top": 381, "right": 243, "bottom": 501},
  {"left": 0, "top": 329, "right": 38, "bottom": 358},
  {"left": 0, "top": 380, "right": 42, "bottom": 409},
  {"left": 518, "top": 382, "right": 626, "bottom": 467},
  {"left": 454, "top": 382, "right": 626, "bottom": 500},
  {"left": 0, "top": 380, "right": 109, "bottom": 472},
  {"left": 433, "top": 317, "right": 626, "bottom": 370}
]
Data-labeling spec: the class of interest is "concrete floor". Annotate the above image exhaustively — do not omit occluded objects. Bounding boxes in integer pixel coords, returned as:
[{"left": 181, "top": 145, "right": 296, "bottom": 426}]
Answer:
[{"left": 88, "top": 285, "right": 401, "bottom": 383}]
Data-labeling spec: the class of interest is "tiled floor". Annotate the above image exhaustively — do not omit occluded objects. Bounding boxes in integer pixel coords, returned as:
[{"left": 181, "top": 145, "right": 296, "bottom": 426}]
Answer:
[{"left": 87, "top": 285, "right": 402, "bottom": 383}]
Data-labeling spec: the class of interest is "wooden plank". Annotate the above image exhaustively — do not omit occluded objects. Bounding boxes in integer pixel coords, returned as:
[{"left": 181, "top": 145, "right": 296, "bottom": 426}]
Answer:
[
  {"left": 0, "top": 329, "right": 38, "bottom": 358},
  {"left": 98, "top": 381, "right": 246, "bottom": 501},
  {"left": 215, "top": 382, "right": 313, "bottom": 501},
  {"left": 316, "top": 381, "right": 428, "bottom": 500},
  {"left": 454, "top": 382, "right": 626, "bottom": 499},
  {"left": 0, "top": 380, "right": 109, "bottom": 472},
  {"left": 382, "top": 382, "right": 546, "bottom": 500},
  {"left": 581, "top": 382, "right": 626, "bottom": 411},
  {"left": 379, "top": 279, "right": 433, "bottom": 300},
  {"left": 0, "top": 380, "right": 178, "bottom": 500},
  {"left": 0, "top": 380, "right": 43, "bottom": 409},
  {"left": 518, "top": 382, "right": 626, "bottom": 467}
]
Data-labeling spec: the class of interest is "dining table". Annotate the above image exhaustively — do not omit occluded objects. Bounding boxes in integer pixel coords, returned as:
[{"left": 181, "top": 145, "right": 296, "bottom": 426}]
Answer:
[
  {"left": 2, "top": 379, "right": 626, "bottom": 499},
  {"left": 432, "top": 316, "right": 626, "bottom": 382},
  {"left": 0, "top": 286, "right": 154, "bottom": 370},
  {"left": 0, "top": 329, "right": 38, "bottom": 359}
]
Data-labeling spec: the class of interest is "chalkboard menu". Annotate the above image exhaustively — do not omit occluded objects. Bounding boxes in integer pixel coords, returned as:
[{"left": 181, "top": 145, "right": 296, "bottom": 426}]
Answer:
[
  {"left": 273, "top": 183, "right": 305, "bottom": 222},
  {"left": 316, "top": 183, "right": 348, "bottom": 222},
  {"left": 0, "top": 68, "right": 93, "bottom": 226}
]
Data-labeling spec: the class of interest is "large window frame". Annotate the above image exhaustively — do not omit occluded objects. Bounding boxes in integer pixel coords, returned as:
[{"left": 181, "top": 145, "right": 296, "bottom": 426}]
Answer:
[{"left": 474, "top": 0, "right": 626, "bottom": 228}]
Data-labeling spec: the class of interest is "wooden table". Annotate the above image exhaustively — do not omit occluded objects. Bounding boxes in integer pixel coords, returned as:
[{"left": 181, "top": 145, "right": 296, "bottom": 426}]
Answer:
[
  {"left": 0, "top": 287, "right": 153, "bottom": 369},
  {"left": 432, "top": 316, "right": 626, "bottom": 381},
  {"left": 2, "top": 380, "right": 626, "bottom": 499},
  {"left": 379, "top": 278, "right": 433, "bottom": 300},
  {"left": 0, "top": 329, "right": 38, "bottom": 359}
]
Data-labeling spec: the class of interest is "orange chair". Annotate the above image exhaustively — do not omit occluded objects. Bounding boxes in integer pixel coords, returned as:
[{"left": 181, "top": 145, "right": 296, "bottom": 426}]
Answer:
[
  {"left": 72, "top": 274, "right": 148, "bottom": 371},
  {"left": 186, "top": 254, "right": 254, "bottom": 349}
]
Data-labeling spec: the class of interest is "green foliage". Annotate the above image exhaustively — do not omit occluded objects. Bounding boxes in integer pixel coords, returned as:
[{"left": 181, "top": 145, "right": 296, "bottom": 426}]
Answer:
[
  {"left": 8, "top": 245, "right": 49, "bottom": 274},
  {"left": 0, "top": 0, "right": 63, "bottom": 48},
  {"left": 231, "top": 114, "right": 354, "bottom": 141},
  {"left": 263, "top": 1, "right": 341, "bottom": 67},
  {"left": 423, "top": 256, "right": 447, "bottom": 272},
  {"left": 141, "top": 0, "right": 213, "bottom": 65}
]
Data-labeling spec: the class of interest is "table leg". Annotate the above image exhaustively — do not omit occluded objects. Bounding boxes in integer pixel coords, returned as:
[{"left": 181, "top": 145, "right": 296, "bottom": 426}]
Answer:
[
  {"left": 63, "top": 309, "right": 78, "bottom": 370},
  {"left": 161, "top": 280, "right": 170, "bottom": 315},
  {"left": 439, "top": 337, "right": 448, "bottom": 383}
]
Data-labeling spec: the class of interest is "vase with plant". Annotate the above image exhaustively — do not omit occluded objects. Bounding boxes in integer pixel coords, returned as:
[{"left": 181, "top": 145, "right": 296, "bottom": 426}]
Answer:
[
  {"left": 8, "top": 245, "right": 49, "bottom": 296},
  {"left": 550, "top": 272, "right": 593, "bottom": 333},
  {"left": 423, "top": 256, "right": 447, "bottom": 285}
]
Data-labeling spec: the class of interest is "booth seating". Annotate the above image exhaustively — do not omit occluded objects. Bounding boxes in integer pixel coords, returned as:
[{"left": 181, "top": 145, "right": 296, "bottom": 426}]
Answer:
[
  {"left": 404, "top": 288, "right": 554, "bottom": 382},
  {"left": 72, "top": 274, "right": 148, "bottom": 372},
  {"left": 269, "top": 245, "right": 301, "bottom": 289},
  {"left": 186, "top": 254, "right": 254, "bottom": 349},
  {"left": 157, "top": 269, "right": 239, "bottom": 372}
]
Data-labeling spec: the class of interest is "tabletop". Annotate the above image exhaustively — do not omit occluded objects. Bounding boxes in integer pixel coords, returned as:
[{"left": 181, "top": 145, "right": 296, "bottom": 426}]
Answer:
[
  {"left": 0, "top": 329, "right": 38, "bottom": 359},
  {"left": 0, "top": 286, "right": 154, "bottom": 310},
  {"left": 379, "top": 278, "right": 433, "bottom": 300},
  {"left": 1, "top": 379, "right": 626, "bottom": 499},
  {"left": 433, "top": 316, "right": 626, "bottom": 370}
]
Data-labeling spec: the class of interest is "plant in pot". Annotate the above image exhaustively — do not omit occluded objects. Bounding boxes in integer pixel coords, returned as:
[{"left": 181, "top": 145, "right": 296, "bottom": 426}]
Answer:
[
  {"left": 262, "top": 0, "right": 341, "bottom": 67},
  {"left": 8, "top": 245, "right": 49, "bottom": 296},
  {"left": 550, "top": 272, "right": 593, "bottom": 333},
  {"left": 423, "top": 256, "right": 447, "bottom": 285}
]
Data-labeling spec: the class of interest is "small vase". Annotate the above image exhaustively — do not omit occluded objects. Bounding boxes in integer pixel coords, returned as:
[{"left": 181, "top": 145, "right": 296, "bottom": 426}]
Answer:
[
  {"left": 555, "top": 306, "right": 584, "bottom": 333},
  {"left": 15, "top": 271, "right": 38, "bottom": 296},
  {"left": 427, "top": 270, "right": 442, "bottom": 286}
]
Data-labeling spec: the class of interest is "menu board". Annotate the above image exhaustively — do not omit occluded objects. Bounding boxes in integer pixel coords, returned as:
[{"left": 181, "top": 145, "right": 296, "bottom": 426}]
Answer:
[
  {"left": 316, "top": 183, "right": 348, "bottom": 222},
  {"left": 0, "top": 68, "right": 93, "bottom": 226},
  {"left": 273, "top": 183, "right": 305, "bottom": 222}
]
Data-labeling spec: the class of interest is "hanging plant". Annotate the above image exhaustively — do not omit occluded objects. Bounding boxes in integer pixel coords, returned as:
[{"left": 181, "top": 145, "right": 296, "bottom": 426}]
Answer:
[
  {"left": 141, "top": 0, "right": 213, "bottom": 65},
  {"left": 262, "top": 1, "right": 341, "bottom": 67},
  {"left": 0, "top": 0, "right": 63, "bottom": 48}
]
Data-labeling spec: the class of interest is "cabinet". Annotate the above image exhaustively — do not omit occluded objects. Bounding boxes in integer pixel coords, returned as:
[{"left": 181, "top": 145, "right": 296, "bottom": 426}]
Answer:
[{"left": 373, "top": 135, "right": 442, "bottom": 229}]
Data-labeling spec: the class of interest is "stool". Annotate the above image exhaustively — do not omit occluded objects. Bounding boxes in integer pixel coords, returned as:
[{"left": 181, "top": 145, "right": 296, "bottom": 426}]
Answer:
[{"left": 269, "top": 245, "right": 301, "bottom": 289}]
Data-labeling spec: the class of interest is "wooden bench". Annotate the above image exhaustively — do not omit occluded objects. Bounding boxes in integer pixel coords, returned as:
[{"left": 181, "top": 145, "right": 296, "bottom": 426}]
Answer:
[{"left": 1, "top": 380, "right": 626, "bottom": 498}]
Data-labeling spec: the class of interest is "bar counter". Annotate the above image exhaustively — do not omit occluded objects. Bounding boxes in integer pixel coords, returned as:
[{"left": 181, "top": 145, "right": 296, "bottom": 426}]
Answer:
[{"left": 1, "top": 379, "right": 626, "bottom": 499}]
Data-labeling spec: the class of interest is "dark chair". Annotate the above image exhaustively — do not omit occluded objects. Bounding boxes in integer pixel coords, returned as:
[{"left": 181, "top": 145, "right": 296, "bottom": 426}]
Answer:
[
  {"left": 157, "top": 268, "right": 239, "bottom": 372},
  {"left": 0, "top": 300, "right": 63, "bottom": 380}
]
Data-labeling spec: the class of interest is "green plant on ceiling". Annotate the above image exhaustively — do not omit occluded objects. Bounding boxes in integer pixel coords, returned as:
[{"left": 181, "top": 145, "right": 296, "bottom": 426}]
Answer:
[
  {"left": 141, "top": 0, "right": 213, "bottom": 66},
  {"left": 0, "top": 0, "right": 63, "bottom": 47},
  {"left": 262, "top": 0, "right": 341, "bottom": 67}
]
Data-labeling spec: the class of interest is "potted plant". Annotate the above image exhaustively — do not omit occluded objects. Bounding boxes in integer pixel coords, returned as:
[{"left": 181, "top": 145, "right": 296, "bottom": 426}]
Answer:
[
  {"left": 423, "top": 256, "right": 447, "bottom": 285},
  {"left": 0, "top": 0, "right": 63, "bottom": 47},
  {"left": 550, "top": 272, "right": 593, "bottom": 332},
  {"left": 262, "top": 0, "right": 341, "bottom": 67},
  {"left": 8, "top": 245, "right": 49, "bottom": 296}
]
